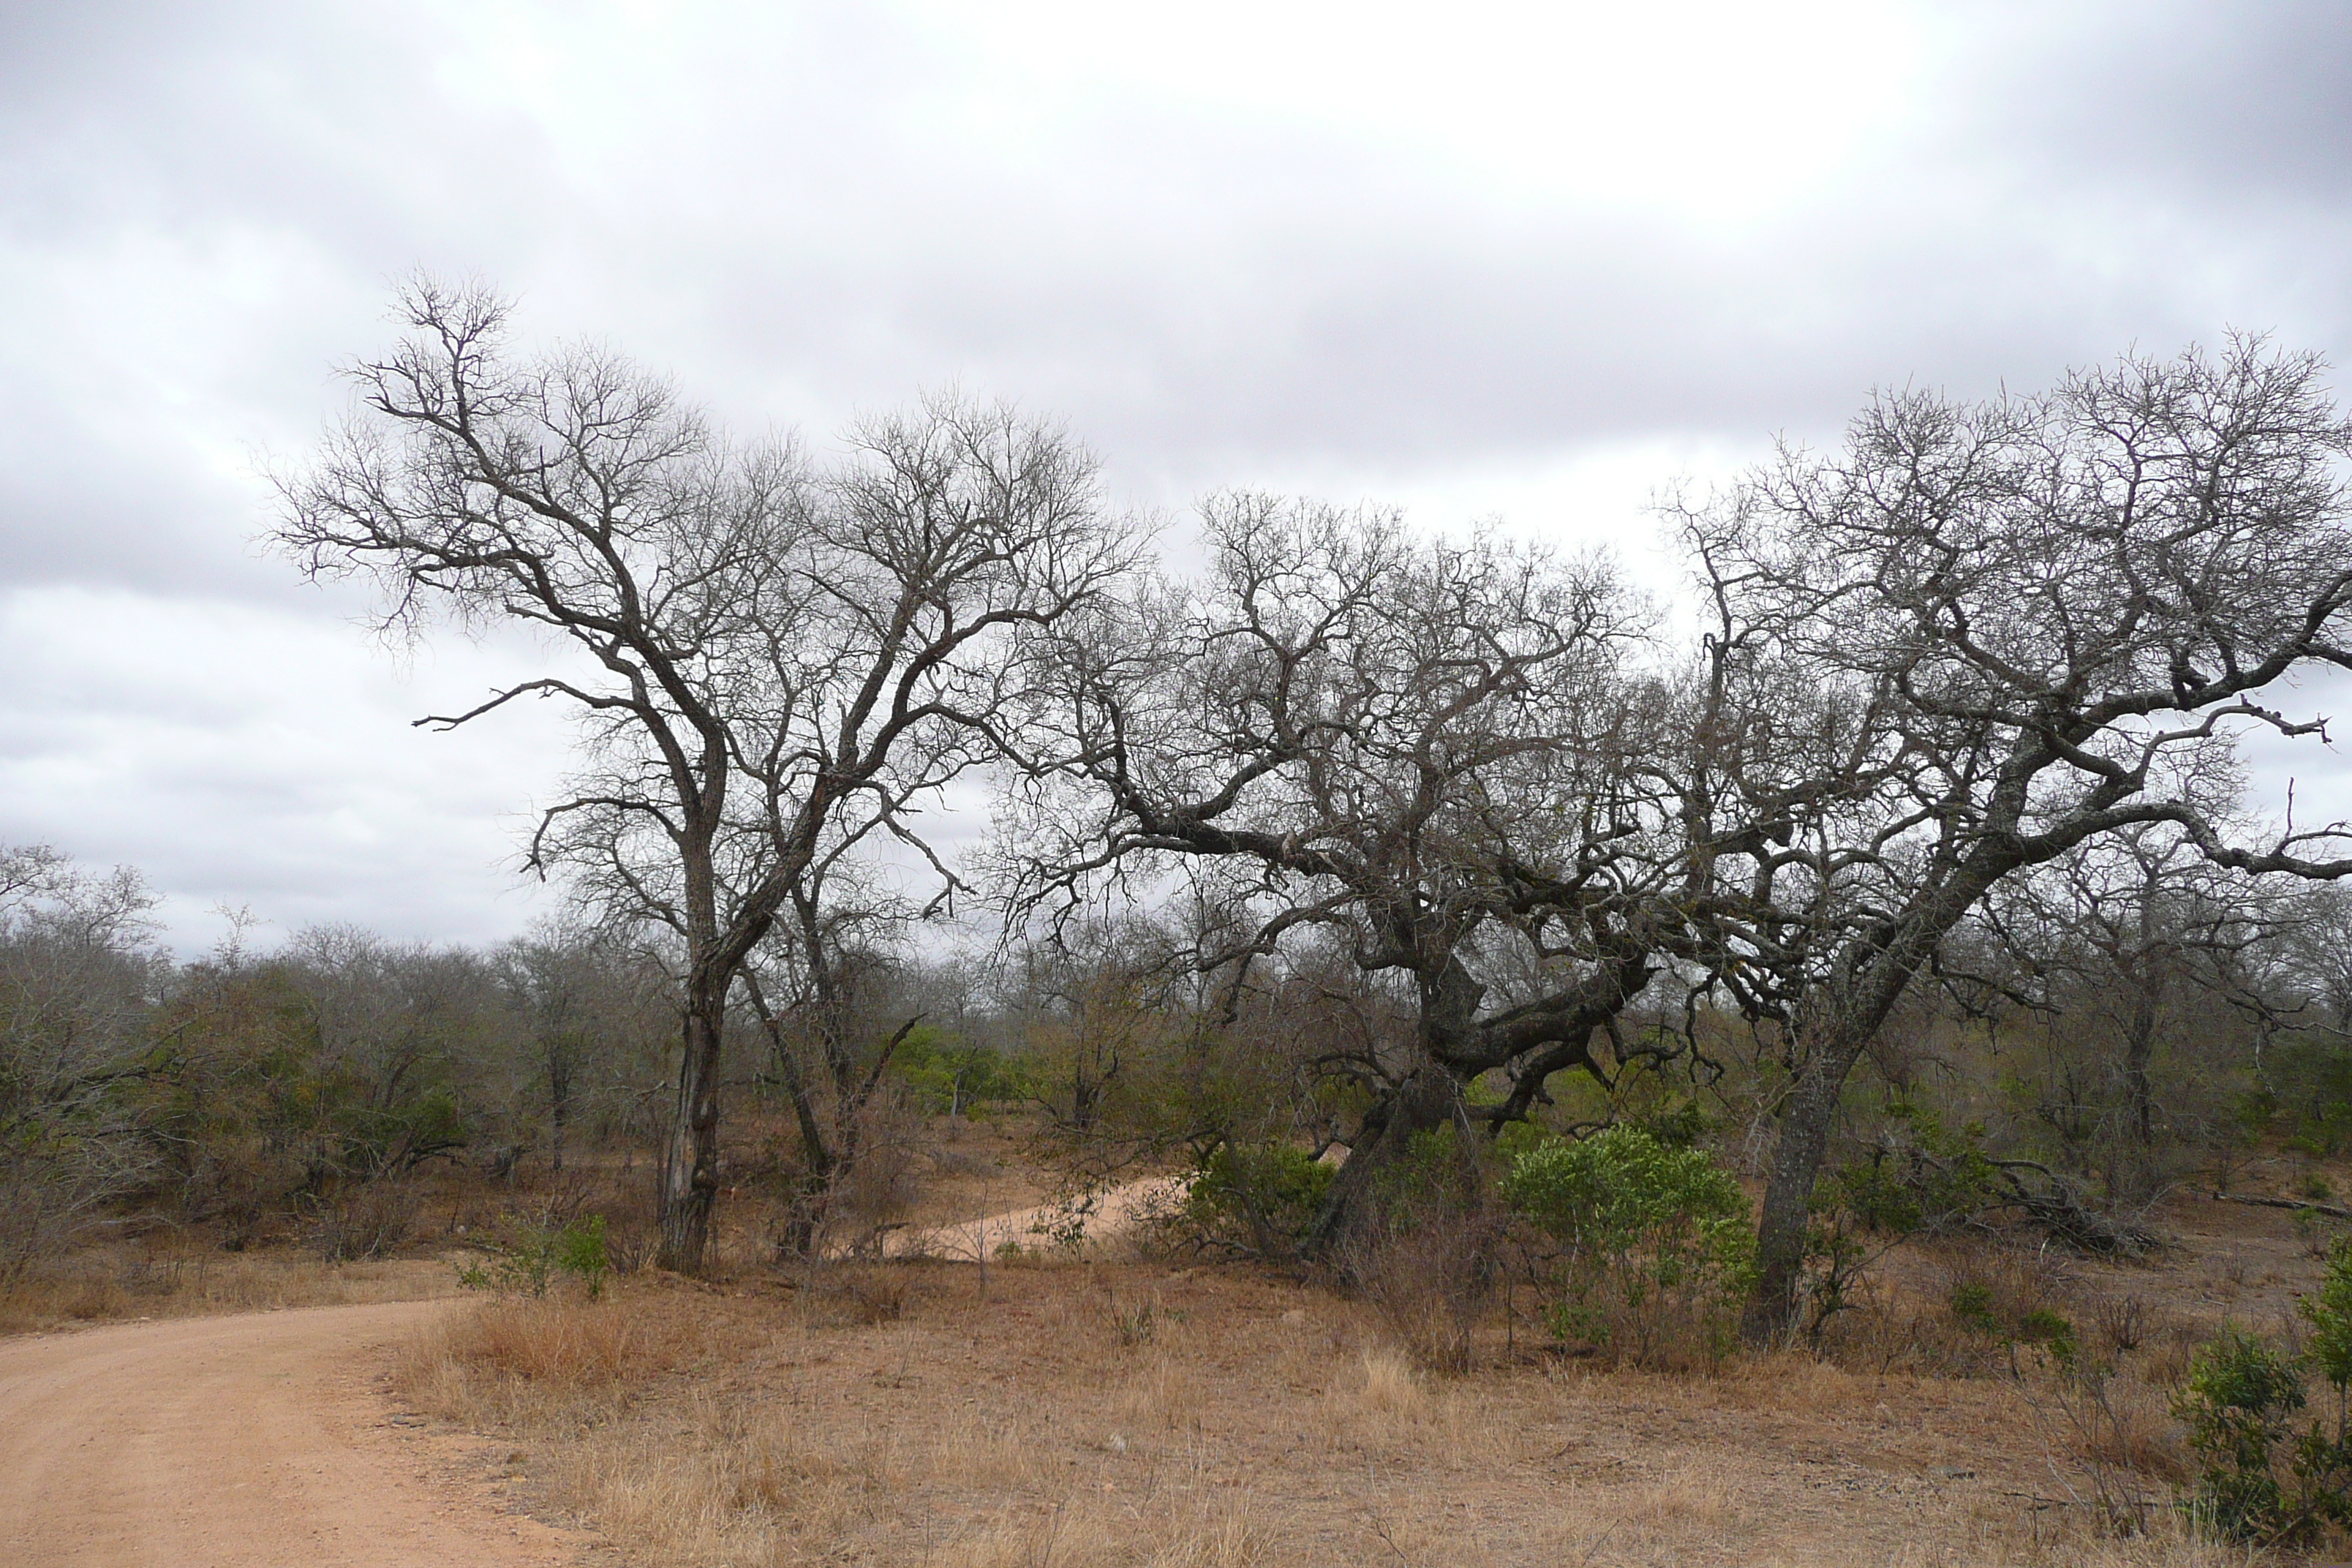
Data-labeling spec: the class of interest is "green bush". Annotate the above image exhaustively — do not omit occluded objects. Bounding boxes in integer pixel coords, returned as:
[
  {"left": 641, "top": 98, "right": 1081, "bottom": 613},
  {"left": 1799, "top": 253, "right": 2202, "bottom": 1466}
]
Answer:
[
  {"left": 1178, "top": 1141, "right": 1335, "bottom": 1259},
  {"left": 1501, "top": 1126, "right": 1755, "bottom": 1368},
  {"left": 891, "top": 1028, "right": 1029, "bottom": 1115},
  {"left": 2175, "top": 1327, "right": 2308, "bottom": 1541},
  {"left": 456, "top": 1213, "right": 611, "bottom": 1300},
  {"left": 2173, "top": 1237, "right": 2352, "bottom": 1544},
  {"left": 1817, "top": 1100, "right": 1999, "bottom": 1239}
]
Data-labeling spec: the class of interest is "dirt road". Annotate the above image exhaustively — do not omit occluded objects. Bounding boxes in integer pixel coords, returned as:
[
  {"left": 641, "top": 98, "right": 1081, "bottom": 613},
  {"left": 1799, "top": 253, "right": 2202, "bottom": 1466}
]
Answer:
[
  {"left": 887, "top": 1174, "right": 1186, "bottom": 1259},
  {"left": 0, "top": 1299, "right": 586, "bottom": 1568}
]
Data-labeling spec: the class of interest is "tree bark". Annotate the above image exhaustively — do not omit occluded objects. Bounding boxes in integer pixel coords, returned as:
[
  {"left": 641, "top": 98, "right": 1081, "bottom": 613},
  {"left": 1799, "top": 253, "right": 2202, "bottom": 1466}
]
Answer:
[
  {"left": 1306, "top": 1060, "right": 1465, "bottom": 1256},
  {"left": 1744, "top": 1032, "right": 1866, "bottom": 1341},
  {"left": 2125, "top": 1001, "right": 2157, "bottom": 1149},
  {"left": 657, "top": 988, "right": 725, "bottom": 1271}
]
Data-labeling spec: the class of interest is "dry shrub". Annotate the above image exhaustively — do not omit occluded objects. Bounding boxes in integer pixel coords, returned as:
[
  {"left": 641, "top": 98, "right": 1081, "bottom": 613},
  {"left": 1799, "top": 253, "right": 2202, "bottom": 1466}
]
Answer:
[
  {"left": 393, "top": 1294, "right": 673, "bottom": 1431},
  {"left": 1818, "top": 1239, "right": 2088, "bottom": 1377},
  {"left": 2139, "top": 1318, "right": 2203, "bottom": 1390},
  {"left": 1352, "top": 1345, "right": 1427, "bottom": 1417},
  {"left": 1948, "top": 1505, "right": 2260, "bottom": 1568},
  {"left": 1730, "top": 1349, "right": 1865, "bottom": 1417},
  {"left": 821, "top": 1095, "right": 930, "bottom": 1254},
  {"left": 1098, "top": 1283, "right": 1164, "bottom": 1348},
  {"left": 1337, "top": 1202, "right": 1496, "bottom": 1375},
  {"left": 842, "top": 1264, "right": 908, "bottom": 1324},
  {"left": 309, "top": 1180, "right": 419, "bottom": 1262},
  {"left": 925, "top": 1407, "right": 1050, "bottom": 1494},
  {"left": 1814, "top": 1286, "right": 1985, "bottom": 1376},
  {"left": 1941, "top": 1241, "right": 2080, "bottom": 1331},
  {"left": 444, "top": 1296, "right": 647, "bottom": 1384},
  {"left": 1115, "top": 1349, "right": 1205, "bottom": 1433},
  {"left": 544, "top": 1392, "right": 910, "bottom": 1564},
  {"left": 2092, "top": 1292, "right": 2152, "bottom": 1358},
  {"left": 1623, "top": 1463, "right": 1734, "bottom": 1532},
  {"left": 2075, "top": 1372, "right": 2188, "bottom": 1483},
  {"left": 791, "top": 1261, "right": 911, "bottom": 1328}
]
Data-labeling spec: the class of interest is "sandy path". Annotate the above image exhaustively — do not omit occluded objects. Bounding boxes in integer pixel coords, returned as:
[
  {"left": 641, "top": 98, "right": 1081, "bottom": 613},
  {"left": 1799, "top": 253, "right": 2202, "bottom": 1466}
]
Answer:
[
  {"left": 889, "top": 1174, "right": 1186, "bottom": 1259},
  {"left": 0, "top": 1299, "right": 586, "bottom": 1568}
]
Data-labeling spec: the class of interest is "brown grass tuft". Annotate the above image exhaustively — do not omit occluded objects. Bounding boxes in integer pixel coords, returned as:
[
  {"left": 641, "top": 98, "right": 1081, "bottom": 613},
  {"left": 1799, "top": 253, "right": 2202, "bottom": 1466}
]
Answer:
[{"left": 1352, "top": 1345, "right": 1425, "bottom": 1417}]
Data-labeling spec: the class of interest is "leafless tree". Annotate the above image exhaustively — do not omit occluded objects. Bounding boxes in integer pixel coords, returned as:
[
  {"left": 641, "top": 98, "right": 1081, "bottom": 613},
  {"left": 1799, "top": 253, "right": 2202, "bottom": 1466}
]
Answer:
[
  {"left": 274, "top": 278, "right": 1139, "bottom": 1269},
  {"left": 0, "top": 846, "right": 167, "bottom": 1271},
  {"left": 493, "top": 920, "right": 671, "bottom": 1173},
  {"left": 1669, "top": 338, "right": 2352, "bottom": 1334},
  {"left": 1980, "top": 805, "right": 2291, "bottom": 1178},
  {"left": 735, "top": 861, "right": 927, "bottom": 1254},
  {"left": 2277, "top": 881, "right": 2352, "bottom": 1041},
  {"left": 1006, "top": 496, "right": 1686, "bottom": 1243}
]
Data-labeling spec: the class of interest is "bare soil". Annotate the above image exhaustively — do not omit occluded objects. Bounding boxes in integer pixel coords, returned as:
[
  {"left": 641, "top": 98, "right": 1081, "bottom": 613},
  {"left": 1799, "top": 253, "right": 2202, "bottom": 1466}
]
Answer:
[{"left": 0, "top": 1298, "right": 596, "bottom": 1567}]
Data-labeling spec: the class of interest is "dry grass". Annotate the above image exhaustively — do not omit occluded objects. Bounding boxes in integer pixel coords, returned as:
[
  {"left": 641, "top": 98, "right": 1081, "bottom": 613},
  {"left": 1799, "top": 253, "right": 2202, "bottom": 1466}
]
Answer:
[
  {"left": 380, "top": 1243, "right": 2281, "bottom": 1568},
  {"left": 350, "top": 1177, "right": 2352, "bottom": 1567},
  {"left": 0, "top": 1245, "right": 457, "bottom": 1334},
  {"left": 1351, "top": 1344, "right": 1425, "bottom": 1416}
]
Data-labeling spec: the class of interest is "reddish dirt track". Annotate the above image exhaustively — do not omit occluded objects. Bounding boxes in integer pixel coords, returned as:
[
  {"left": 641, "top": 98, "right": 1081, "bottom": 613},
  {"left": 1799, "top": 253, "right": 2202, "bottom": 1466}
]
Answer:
[{"left": 0, "top": 1300, "right": 586, "bottom": 1568}]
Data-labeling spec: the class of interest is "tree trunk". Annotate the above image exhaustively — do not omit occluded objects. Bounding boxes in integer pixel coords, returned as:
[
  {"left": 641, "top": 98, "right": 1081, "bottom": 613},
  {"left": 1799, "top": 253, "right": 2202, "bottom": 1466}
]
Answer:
[
  {"left": 2125, "top": 993, "right": 2158, "bottom": 1149},
  {"left": 657, "top": 988, "right": 725, "bottom": 1273},
  {"left": 1744, "top": 1033, "right": 1866, "bottom": 1341},
  {"left": 548, "top": 1058, "right": 572, "bottom": 1174},
  {"left": 1306, "top": 1061, "right": 1464, "bottom": 1256}
]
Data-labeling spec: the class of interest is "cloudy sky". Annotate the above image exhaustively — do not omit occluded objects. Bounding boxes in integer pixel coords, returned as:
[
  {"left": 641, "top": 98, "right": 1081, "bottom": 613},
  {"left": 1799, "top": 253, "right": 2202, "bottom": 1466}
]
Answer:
[{"left": 4, "top": 1, "right": 2351, "bottom": 952}]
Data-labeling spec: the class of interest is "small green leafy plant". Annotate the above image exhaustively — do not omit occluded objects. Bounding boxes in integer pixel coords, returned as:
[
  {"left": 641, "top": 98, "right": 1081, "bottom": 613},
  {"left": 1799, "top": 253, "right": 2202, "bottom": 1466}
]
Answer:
[
  {"left": 1501, "top": 1126, "right": 1755, "bottom": 1368},
  {"left": 456, "top": 1213, "right": 611, "bottom": 1300}
]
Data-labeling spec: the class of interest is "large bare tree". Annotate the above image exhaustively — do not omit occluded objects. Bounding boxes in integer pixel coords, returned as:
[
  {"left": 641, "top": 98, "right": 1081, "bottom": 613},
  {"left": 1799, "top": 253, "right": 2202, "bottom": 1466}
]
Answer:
[
  {"left": 275, "top": 279, "right": 1138, "bottom": 1268},
  {"left": 1008, "top": 496, "right": 1686, "bottom": 1240},
  {"left": 1670, "top": 339, "right": 2352, "bottom": 1333}
]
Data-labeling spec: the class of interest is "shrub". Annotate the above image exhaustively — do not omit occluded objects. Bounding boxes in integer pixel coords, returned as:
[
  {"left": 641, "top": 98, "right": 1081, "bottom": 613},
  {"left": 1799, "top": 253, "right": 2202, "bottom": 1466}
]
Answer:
[
  {"left": 1338, "top": 1134, "right": 1500, "bottom": 1375},
  {"left": 891, "top": 1028, "right": 1029, "bottom": 1115},
  {"left": 457, "top": 1213, "right": 611, "bottom": 1300},
  {"left": 1177, "top": 1141, "right": 1335, "bottom": 1259},
  {"left": 2172, "top": 1237, "right": 2352, "bottom": 1544},
  {"left": 2174, "top": 1327, "right": 2307, "bottom": 1540},
  {"left": 1501, "top": 1126, "right": 1755, "bottom": 1369},
  {"left": 309, "top": 1179, "right": 419, "bottom": 1262}
]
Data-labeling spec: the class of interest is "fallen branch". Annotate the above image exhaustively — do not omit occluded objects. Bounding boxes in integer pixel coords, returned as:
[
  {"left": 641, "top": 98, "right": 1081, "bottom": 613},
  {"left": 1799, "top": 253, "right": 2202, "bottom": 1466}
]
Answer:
[{"left": 2206, "top": 1191, "right": 2352, "bottom": 1221}]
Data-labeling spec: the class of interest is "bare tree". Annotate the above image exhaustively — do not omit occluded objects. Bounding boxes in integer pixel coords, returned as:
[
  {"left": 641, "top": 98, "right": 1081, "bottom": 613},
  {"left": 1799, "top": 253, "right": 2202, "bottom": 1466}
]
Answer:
[
  {"left": 1980, "top": 806, "right": 2290, "bottom": 1182},
  {"left": 0, "top": 847, "right": 167, "bottom": 1271},
  {"left": 1670, "top": 338, "right": 2352, "bottom": 1334},
  {"left": 493, "top": 921, "right": 669, "bottom": 1173},
  {"left": 274, "top": 279, "right": 1139, "bottom": 1269},
  {"left": 1007, "top": 496, "right": 1684, "bottom": 1243}
]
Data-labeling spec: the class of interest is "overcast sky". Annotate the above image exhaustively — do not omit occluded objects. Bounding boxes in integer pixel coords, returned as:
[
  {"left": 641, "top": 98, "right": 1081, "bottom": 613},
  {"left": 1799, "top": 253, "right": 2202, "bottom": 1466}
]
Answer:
[{"left": 4, "top": 1, "right": 2351, "bottom": 953}]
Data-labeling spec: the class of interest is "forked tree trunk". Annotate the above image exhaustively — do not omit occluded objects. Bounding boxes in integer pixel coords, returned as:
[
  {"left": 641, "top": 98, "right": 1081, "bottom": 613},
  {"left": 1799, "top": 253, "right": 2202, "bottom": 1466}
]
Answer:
[
  {"left": 1742, "top": 861, "right": 2006, "bottom": 1341},
  {"left": 1306, "top": 1061, "right": 1465, "bottom": 1256}
]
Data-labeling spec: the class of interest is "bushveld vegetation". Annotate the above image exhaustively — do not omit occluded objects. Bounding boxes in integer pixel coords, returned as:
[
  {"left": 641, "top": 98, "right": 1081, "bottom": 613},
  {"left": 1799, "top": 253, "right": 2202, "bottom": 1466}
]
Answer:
[{"left": 13, "top": 290, "right": 2352, "bottom": 1560}]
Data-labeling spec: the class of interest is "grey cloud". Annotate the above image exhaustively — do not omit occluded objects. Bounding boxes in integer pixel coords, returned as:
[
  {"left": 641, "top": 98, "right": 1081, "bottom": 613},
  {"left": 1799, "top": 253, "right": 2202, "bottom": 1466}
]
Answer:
[{"left": 7, "top": 1, "right": 2352, "bottom": 946}]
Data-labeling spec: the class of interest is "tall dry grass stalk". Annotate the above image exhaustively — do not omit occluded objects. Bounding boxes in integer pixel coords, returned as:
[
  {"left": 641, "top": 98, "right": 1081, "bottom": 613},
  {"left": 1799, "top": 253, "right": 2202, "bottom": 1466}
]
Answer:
[{"left": 1352, "top": 1345, "right": 1425, "bottom": 1417}]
